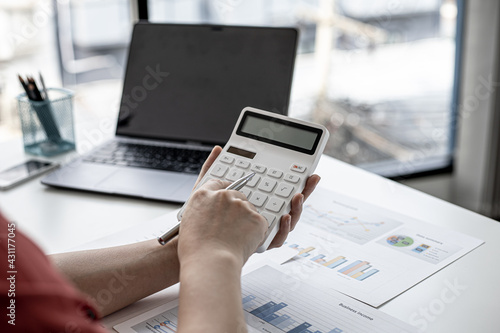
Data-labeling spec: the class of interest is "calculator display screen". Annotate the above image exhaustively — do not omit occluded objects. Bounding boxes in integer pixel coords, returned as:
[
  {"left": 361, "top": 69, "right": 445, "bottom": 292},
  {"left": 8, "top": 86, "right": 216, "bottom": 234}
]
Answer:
[{"left": 237, "top": 111, "right": 322, "bottom": 155}]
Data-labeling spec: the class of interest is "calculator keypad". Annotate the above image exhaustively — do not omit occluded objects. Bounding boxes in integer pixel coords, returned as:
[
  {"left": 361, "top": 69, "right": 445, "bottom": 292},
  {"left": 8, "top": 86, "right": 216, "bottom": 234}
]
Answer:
[
  {"left": 284, "top": 173, "right": 300, "bottom": 184},
  {"left": 261, "top": 212, "right": 276, "bottom": 227},
  {"left": 251, "top": 164, "right": 267, "bottom": 174},
  {"left": 276, "top": 184, "right": 294, "bottom": 198},
  {"left": 240, "top": 188, "right": 252, "bottom": 199},
  {"left": 226, "top": 168, "right": 244, "bottom": 181},
  {"left": 267, "top": 169, "right": 283, "bottom": 179},
  {"left": 211, "top": 155, "right": 304, "bottom": 228},
  {"left": 210, "top": 164, "right": 228, "bottom": 177},
  {"left": 249, "top": 193, "right": 268, "bottom": 207},
  {"left": 290, "top": 163, "right": 307, "bottom": 173},
  {"left": 265, "top": 197, "right": 285, "bottom": 212},
  {"left": 220, "top": 156, "right": 234, "bottom": 164},
  {"left": 247, "top": 175, "right": 261, "bottom": 188},
  {"left": 258, "top": 178, "right": 277, "bottom": 193},
  {"left": 236, "top": 160, "right": 250, "bottom": 169}
]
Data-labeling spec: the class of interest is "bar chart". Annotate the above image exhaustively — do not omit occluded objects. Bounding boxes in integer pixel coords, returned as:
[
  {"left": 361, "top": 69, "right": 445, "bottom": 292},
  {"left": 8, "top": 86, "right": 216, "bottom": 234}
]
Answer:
[
  {"left": 243, "top": 267, "right": 348, "bottom": 332},
  {"left": 130, "top": 307, "right": 178, "bottom": 333},
  {"left": 289, "top": 244, "right": 379, "bottom": 281},
  {"left": 338, "top": 260, "right": 379, "bottom": 281},
  {"left": 243, "top": 296, "right": 344, "bottom": 333},
  {"left": 114, "top": 265, "right": 415, "bottom": 333},
  {"left": 241, "top": 265, "right": 413, "bottom": 333}
]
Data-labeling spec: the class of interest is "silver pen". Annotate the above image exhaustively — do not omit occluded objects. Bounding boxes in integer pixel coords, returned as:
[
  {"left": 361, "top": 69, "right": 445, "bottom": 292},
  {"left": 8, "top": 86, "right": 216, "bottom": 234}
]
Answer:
[{"left": 157, "top": 172, "right": 256, "bottom": 245}]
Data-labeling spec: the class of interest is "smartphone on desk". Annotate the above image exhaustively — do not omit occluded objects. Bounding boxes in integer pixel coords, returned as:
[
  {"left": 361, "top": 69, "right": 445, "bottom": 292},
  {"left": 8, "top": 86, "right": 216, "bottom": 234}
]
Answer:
[{"left": 0, "top": 160, "right": 59, "bottom": 190}]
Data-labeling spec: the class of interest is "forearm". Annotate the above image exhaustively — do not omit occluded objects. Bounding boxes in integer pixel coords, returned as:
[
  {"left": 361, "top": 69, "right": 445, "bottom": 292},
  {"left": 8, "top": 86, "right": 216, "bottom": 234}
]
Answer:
[
  {"left": 177, "top": 249, "right": 247, "bottom": 333},
  {"left": 50, "top": 239, "right": 180, "bottom": 316}
]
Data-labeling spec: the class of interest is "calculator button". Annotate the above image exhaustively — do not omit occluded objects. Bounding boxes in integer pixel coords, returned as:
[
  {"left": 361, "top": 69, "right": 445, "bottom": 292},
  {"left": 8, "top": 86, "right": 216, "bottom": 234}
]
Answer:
[
  {"left": 290, "top": 163, "right": 307, "bottom": 173},
  {"left": 265, "top": 197, "right": 285, "bottom": 213},
  {"left": 249, "top": 193, "right": 268, "bottom": 207},
  {"left": 220, "top": 155, "right": 234, "bottom": 164},
  {"left": 258, "top": 178, "right": 277, "bottom": 193},
  {"left": 260, "top": 212, "right": 276, "bottom": 227},
  {"left": 239, "top": 188, "right": 252, "bottom": 199},
  {"left": 235, "top": 160, "right": 250, "bottom": 169},
  {"left": 247, "top": 175, "right": 261, "bottom": 188},
  {"left": 226, "top": 168, "right": 244, "bottom": 181},
  {"left": 267, "top": 169, "right": 283, "bottom": 179},
  {"left": 276, "top": 183, "right": 294, "bottom": 198},
  {"left": 251, "top": 164, "right": 267, "bottom": 174},
  {"left": 210, "top": 164, "right": 228, "bottom": 178},
  {"left": 284, "top": 173, "right": 301, "bottom": 183}
]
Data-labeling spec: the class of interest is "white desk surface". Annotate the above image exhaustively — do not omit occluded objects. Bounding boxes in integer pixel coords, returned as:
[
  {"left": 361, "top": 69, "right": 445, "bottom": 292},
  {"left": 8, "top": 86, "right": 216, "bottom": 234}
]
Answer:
[
  {"left": 1, "top": 139, "right": 499, "bottom": 332},
  {"left": 0, "top": 140, "right": 179, "bottom": 254}
]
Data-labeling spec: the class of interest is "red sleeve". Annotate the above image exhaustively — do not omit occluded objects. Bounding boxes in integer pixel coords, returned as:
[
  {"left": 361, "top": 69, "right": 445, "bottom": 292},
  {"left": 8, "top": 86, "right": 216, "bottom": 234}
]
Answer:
[{"left": 0, "top": 212, "right": 108, "bottom": 333}]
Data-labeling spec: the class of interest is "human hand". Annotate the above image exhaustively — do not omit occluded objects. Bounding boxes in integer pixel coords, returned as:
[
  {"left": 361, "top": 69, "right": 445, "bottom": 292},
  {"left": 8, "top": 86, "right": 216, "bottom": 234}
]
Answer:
[
  {"left": 178, "top": 179, "right": 268, "bottom": 265},
  {"left": 267, "top": 174, "right": 320, "bottom": 249},
  {"left": 192, "top": 145, "right": 224, "bottom": 189},
  {"left": 191, "top": 146, "right": 320, "bottom": 251}
]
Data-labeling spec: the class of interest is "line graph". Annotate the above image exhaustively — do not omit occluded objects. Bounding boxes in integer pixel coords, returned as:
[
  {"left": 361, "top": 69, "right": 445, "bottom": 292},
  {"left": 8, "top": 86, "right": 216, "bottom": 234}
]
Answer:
[
  {"left": 300, "top": 201, "right": 402, "bottom": 245},
  {"left": 305, "top": 204, "right": 388, "bottom": 231}
]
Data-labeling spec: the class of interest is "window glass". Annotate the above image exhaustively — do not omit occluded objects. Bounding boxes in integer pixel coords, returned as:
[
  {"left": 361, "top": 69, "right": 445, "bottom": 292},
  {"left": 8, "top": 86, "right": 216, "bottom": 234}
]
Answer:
[
  {"left": 0, "top": 0, "right": 460, "bottom": 178},
  {"left": 149, "top": 0, "right": 460, "bottom": 177}
]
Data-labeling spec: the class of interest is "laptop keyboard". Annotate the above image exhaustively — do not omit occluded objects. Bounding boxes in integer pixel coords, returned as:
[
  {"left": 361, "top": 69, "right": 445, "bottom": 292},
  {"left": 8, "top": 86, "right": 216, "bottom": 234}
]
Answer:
[{"left": 83, "top": 142, "right": 211, "bottom": 174}]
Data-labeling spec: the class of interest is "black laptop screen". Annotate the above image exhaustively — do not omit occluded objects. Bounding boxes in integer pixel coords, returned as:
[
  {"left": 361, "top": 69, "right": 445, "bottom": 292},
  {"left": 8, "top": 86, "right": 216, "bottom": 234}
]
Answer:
[{"left": 116, "top": 23, "right": 297, "bottom": 146}]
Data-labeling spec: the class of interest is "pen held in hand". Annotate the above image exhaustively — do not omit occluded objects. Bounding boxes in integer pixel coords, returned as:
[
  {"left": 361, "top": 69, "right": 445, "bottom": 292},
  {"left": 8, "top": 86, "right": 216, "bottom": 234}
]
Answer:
[{"left": 157, "top": 172, "right": 256, "bottom": 246}]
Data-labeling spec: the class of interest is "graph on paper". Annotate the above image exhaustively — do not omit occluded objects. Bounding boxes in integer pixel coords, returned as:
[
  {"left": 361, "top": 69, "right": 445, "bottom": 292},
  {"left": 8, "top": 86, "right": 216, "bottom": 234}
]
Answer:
[
  {"left": 288, "top": 244, "right": 379, "bottom": 281},
  {"left": 300, "top": 192, "right": 403, "bottom": 245},
  {"left": 131, "top": 307, "right": 178, "bottom": 332},
  {"left": 241, "top": 265, "right": 416, "bottom": 333},
  {"left": 115, "top": 265, "right": 417, "bottom": 333}
]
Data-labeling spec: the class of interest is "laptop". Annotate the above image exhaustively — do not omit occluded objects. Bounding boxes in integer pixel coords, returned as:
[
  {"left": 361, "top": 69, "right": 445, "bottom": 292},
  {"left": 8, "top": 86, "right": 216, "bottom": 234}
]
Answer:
[{"left": 42, "top": 22, "right": 298, "bottom": 202}]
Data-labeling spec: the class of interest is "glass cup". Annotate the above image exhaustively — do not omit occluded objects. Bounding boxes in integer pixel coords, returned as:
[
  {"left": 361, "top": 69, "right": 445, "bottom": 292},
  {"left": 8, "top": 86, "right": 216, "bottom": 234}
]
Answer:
[{"left": 17, "top": 88, "right": 76, "bottom": 157}]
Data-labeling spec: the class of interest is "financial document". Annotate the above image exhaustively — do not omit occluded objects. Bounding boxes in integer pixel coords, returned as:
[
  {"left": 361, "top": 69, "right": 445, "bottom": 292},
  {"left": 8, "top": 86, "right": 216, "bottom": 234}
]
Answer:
[
  {"left": 114, "top": 264, "right": 418, "bottom": 333},
  {"left": 281, "top": 186, "right": 484, "bottom": 307},
  {"left": 81, "top": 186, "right": 483, "bottom": 331}
]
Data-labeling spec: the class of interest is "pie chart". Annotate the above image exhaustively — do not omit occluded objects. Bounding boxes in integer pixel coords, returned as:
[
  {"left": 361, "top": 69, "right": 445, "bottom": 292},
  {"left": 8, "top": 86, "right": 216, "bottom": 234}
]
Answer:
[{"left": 386, "top": 235, "right": 414, "bottom": 247}]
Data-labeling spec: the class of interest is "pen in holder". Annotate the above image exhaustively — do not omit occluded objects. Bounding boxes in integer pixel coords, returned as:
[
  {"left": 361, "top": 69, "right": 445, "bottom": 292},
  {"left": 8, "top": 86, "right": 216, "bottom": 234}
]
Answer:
[{"left": 17, "top": 88, "right": 76, "bottom": 157}]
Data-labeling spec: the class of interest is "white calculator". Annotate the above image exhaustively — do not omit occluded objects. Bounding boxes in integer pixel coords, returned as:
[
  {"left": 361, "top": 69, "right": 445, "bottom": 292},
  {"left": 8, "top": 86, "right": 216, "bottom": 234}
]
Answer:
[{"left": 179, "top": 107, "right": 329, "bottom": 253}]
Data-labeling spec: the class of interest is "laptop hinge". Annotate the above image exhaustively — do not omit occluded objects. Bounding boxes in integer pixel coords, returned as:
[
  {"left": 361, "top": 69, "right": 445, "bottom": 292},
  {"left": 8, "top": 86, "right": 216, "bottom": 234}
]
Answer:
[
  {"left": 186, "top": 141, "right": 209, "bottom": 147},
  {"left": 115, "top": 136, "right": 214, "bottom": 150}
]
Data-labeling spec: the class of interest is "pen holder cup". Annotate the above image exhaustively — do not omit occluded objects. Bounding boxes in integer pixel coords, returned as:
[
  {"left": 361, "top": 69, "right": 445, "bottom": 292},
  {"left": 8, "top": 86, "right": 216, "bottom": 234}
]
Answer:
[{"left": 17, "top": 88, "right": 76, "bottom": 157}]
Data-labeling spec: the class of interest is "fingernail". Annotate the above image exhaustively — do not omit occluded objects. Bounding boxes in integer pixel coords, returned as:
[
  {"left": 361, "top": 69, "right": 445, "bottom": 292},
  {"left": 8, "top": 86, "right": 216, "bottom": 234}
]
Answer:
[
  {"left": 300, "top": 194, "right": 304, "bottom": 205},
  {"left": 287, "top": 215, "right": 292, "bottom": 228}
]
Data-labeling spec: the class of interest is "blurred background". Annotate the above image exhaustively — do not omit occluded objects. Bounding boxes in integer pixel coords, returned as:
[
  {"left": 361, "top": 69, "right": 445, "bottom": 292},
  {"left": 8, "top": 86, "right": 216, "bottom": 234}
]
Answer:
[
  {"left": 5, "top": 0, "right": 500, "bottom": 219},
  {"left": 0, "top": 0, "right": 460, "bottom": 178}
]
